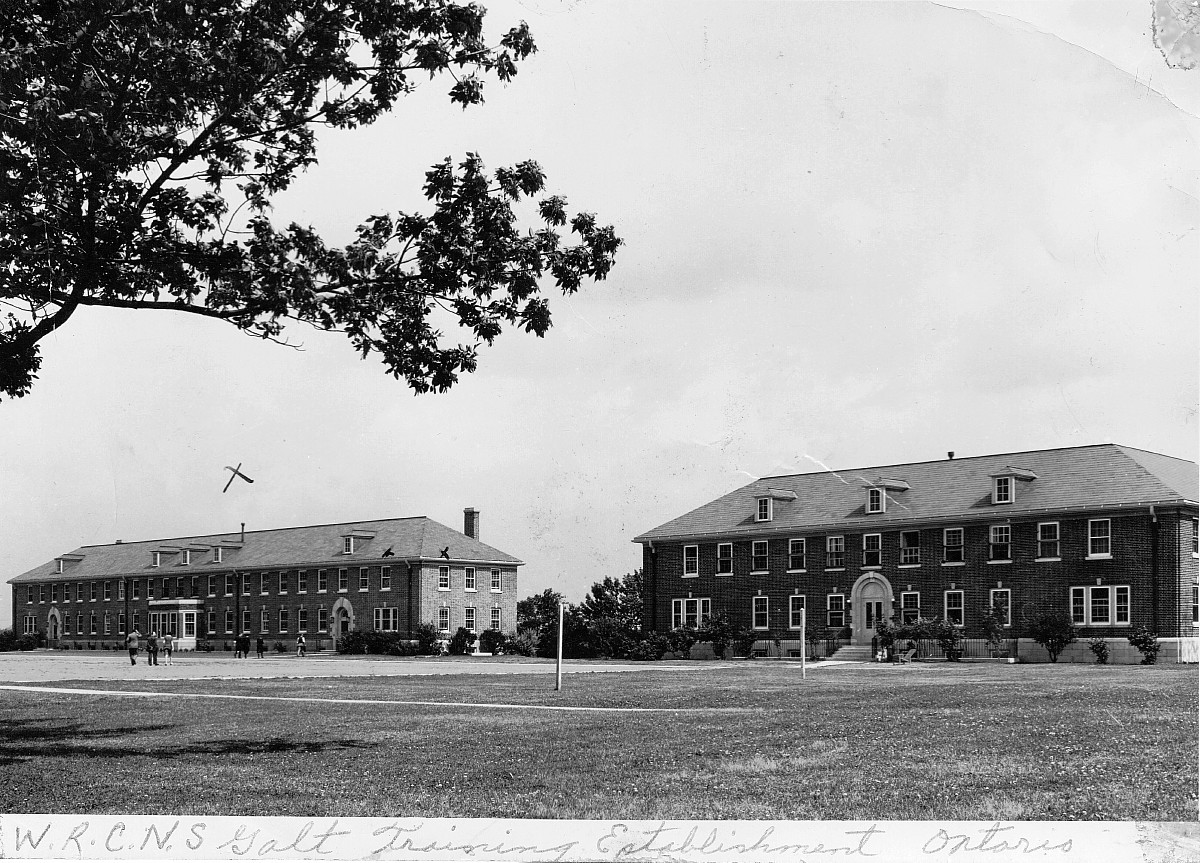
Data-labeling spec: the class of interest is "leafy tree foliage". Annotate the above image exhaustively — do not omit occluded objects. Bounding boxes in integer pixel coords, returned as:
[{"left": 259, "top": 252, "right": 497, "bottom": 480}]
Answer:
[
  {"left": 0, "top": 0, "right": 620, "bottom": 399},
  {"left": 517, "top": 587, "right": 562, "bottom": 636},
  {"left": 447, "top": 625, "right": 477, "bottom": 655},
  {"left": 1026, "top": 612, "right": 1076, "bottom": 663},
  {"left": 577, "top": 569, "right": 644, "bottom": 632},
  {"left": 1126, "top": 626, "right": 1160, "bottom": 665}
]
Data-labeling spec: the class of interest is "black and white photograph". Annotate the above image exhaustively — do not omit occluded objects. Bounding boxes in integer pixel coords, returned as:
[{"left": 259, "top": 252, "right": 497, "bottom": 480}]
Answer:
[{"left": 0, "top": 0, "right": 1197, "bottom": 858}]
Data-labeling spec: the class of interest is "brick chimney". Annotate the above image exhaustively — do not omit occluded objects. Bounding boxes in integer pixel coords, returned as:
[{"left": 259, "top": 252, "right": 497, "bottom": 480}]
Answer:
[{"left": 463, "top": 508, "right": 480, "bottom": 540}]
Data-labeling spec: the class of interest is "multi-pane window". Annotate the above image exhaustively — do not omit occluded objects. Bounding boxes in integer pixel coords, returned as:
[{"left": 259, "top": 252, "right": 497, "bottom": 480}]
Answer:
[
  {"left": 380, "top": 567, "right": 391, "bottom": 591},
  {"left": 103, "top": 581, "right": 112, "bottom": 601},
  {"left": 118, "top": 612, "right": 126, "bottom": 633},
  {"left": 62, "top": 615, "right": 71, "bottom": 636},
  {"left": 683, "top": 546, "right": 699, "bottom": 577},
  {"left": 241, "top": 574, "right": 250, "bottom": 596},
  {"left": 162, "top": 577, "right": 172, "bottom": 599},
  {"left": 1070, "top": 585, "right": 1130, "bottom": 626},
  {"left": 103, "top": 613, "right": 111, "bottom": 635},
  {"left": 207, "top": 576, "right": 216, "bottom": 597},
  {"left": 278, "top": 571, "right": 288, "bottom": 594},
  {"left": 826, "top": 536, "right": 845, "bottom": 569},
  {"left": 374, "top": 608, "right": 399, "bottom": 631},
  {"left": 89, "top": 613, "right": 97, "bottom": 635},
  {"left": 317, "top": 607, "right": 328, "bottom": 633},
  {"left": 438, "top": 606, "right": 450, "bottom": 632},
  {"left": 752, "top": 596, "right": 769, "bottom": 630},
  {"left": 132, "top": 580, "right": 141, "bottom": 600},
  {"left": 213, "top": 547, "right": 224, "bottom": 564},
  {"left": 900, "top": 531, "right": 921, "bottom": 565},
  {"left": 343, "top": 536, "right": 355, "bottom": 555},
  {"left": 491, "top": 607, "right": 502, "bottom": 630},
  {"left": 788, "top": 539, "right": 806, "bottom": 571},
  {"left": 279, "top": 608, "right": 290, "bottom": 633},
  {"left": 900, "top": 591, "right": 920, "bottom": 624},
  {"left": 337, "top": 568, "right": 348, "bottom": 592},
  {"left": 298, "top": 570, "right": 308, "bottom": 593},
  {"left": 23, "top": 615, "right": 37, "bottom": 635},
  {"left": 867, "top": 487, "right": 884, "bottom": 514},
  {"left": 989, "top": 525, "right": 1011, "bottom": 561},
  {"left": 207, "top": 611, "right": 216, "bottom": 635},
  {"left": 464, "top": 607, "right": 476, "bottom": 633},
  {"left": 132, "top": 612, "right": 142, "bottom": 633},
  {"left": 152, "top": 551, "right": 162, "bottom": 568},
  {"left": 671, "top": 597, "right": 711, "bottom": 629},
  {"left": 827, "top": 594, "right": 845, "bottom": 627},
  {"left": 90, "top": 581, "right": 98, "bottom": 601},
  {"left": 491, "top": 569, "right": 502, "bottom": 591},
  {"left": 182, "top": 549, "right": 193, "bottom": 566},
  {"left": 943, "top": 528, "right": 964, "bottom": 563},
  {"left": 317, "top": 569, "right": 328, "bottom": 592},
  {"left": 438, "top": 566, "right": 450, "bottom": 590},
  {"left": 1038, "top": 522, "right": 1060, "bottom": 559},
  {"left": 359, "top": 567, "right": 369, "bottom": 591},
  {"left": 756, "top": 498, "right": 772, "bottom": 522},
  {"left": 789, "top": 595, "right": 806, "bottom": 629},
  {"left": 990, "top": 589, "right": 1012, "bottom": 626},
  {"left": 944, "top": 590, "right": 965, "bottom": 626},
  {"left": 465, "top": 567, "right": 476, "bottom": 591},
  {"left": 223, "top": 574, "right": 233, "bottom": 596},
  {"left": 993, "top": 476, "right": 1012, "bottom": 504},
  {"left": 1192, "top": 582, "right": 1198, "bottom": 625},
  {"left": 146, "top": 580, "right": 155, "bottom": 600},
  {"left": 260, "top": 608, "right": 270, "bottom": 632},
  {"left": 751, "top": 540, "right": 769, "bottom": 572},
  {"left": 1088, "top": 520, "right": 1112, "bottom": 557},
  {"left": 117, "top": 580, "right": 125, "bottom": 600},
  {"left": 298, "top": 608, "right": 308, "bottom": 632},
  {"left": 716, "top": 543, "right": 733, "bottom": 575},
  {"left": 863, "top": 534, "right": 882, "bottom": 567},
  {"left": 241, "top": 609, "right": 251, "bottom": 634},
  {"left": 225, "top": 609, "right": 235, "bottom": 633},
  {"left": 75, "top": 582, "right": 83, "bottom": 602},
  {"left": 51, "top": 584, "right": 59, "bottom": 604},
  {"left": 259, "top": 573, "right": 268, "bottom": 595}
]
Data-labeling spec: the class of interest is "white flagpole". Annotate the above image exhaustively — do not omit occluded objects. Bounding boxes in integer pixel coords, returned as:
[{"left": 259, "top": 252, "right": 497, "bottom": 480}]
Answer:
[
  {"left": 555, "top": 601, "right": 565, "bottom": 691},
  {"left": 801, "top": 607, "right": 806, "bottom": 680}
]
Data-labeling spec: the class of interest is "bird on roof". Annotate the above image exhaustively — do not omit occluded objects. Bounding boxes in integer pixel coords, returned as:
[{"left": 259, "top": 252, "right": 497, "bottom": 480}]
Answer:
[
  {"left": 381, "top": 547, "right": 394, "bottom": 558},
  {"left": 222, "top": 463, "right": 255, "bottom": 493},
  {"left": 439, "top": 546, "right": 450, "bottom": 559}
]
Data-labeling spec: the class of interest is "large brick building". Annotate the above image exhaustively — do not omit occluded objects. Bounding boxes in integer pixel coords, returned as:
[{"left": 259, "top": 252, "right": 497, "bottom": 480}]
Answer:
[
  {"left": 635, "top": 445, "right": 1198, "bottom": 661},
  {"left": 9, "top": 509, "right": 520, "bottom": 651}
]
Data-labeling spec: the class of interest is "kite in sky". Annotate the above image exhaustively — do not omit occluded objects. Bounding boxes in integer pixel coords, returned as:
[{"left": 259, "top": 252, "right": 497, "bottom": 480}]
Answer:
[{"left": 222, "top": 463, "right": 255, "bottom": 493}]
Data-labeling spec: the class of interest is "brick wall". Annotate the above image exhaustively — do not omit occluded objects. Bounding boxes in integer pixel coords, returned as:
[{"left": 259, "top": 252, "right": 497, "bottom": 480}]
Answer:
[{"left": 416, "top": 563, "right": 518, "bottom": 637}]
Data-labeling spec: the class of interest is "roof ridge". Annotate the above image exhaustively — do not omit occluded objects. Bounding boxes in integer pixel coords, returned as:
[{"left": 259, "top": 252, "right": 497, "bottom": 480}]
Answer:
[{"left": 74, "top": 515, "right": 432, "bottom": 550}]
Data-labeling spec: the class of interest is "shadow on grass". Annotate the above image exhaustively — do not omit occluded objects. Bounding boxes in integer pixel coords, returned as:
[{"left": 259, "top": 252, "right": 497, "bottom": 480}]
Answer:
[{"left": 0, "top": 718, "right": 376, "bottom": 765}]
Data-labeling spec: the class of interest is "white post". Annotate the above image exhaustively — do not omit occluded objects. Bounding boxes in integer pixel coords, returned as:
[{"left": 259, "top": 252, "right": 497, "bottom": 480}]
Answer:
[
  {"left": 800, "top": 607, "right": 806, "bottom": 680},
  {"left": 555, "top": 601, "right": 565, "bottom": 692}
]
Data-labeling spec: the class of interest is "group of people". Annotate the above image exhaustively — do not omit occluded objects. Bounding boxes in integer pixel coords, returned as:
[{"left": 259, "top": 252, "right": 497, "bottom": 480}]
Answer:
[
  {"left": 121, "top": 631, "right": 307, "bottom": 663},
  {"left": 123, "top": 630, "right": 173, "bottom": 666}
]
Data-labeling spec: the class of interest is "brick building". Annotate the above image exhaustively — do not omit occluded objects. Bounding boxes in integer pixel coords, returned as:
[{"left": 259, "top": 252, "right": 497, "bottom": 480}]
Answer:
[
  {"left": 9, "top": 509, "right": 520, "bottom": 651},
  {"left": 634, "top": 445, "right": 1198, "bottom": 662}
]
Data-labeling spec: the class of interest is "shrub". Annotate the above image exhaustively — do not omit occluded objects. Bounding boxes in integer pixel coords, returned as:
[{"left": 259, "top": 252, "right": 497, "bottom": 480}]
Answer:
[
  {"left": 697, "top": 613, "right": 744, "bottom": 660},
  {"left": 337, "top": 630, "right": 419, "bottom": 656},
  {"left": 1087, "top": 637, "right": 1109, "bottom": 664},
  {"left": 626, "top": 632, "right": 668, "bottom": 661},
  {"left": 273, "top": 641, "right": 287, "bottom": 653},
  {"left": 415, "top": 622, "right": 444, "bottom": 656},
  {"left": 733, "top": 628, "right": 759, "bottom": 658},
  {"left": 0, "top": 628, "right": 40, "bottom": 651},
  {"left": 478, "top": 629, "right": 506, "bottom": 655},
  {"left": 448, "top": 627, "right": 477, "bottom": 656},
  {"left": 1026, "top": 612, "right": 1076, "bottom": 663},
  {"left": 504, "top": 629, "right": 537, "bottom": 657},
  {"left": 1126, "top": 626, "right": 1160, "bottom": 665},
  {"left": 664, "top": 627, "right": 696, "bottom": 659},
  {"left": 932, "top": 619, "right": 963, "bottom": 661}
]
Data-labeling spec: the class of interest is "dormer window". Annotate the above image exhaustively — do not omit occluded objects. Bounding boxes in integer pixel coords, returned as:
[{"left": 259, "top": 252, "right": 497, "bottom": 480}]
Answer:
[
  {"left": 343, "top": 536, "right": 356, "bottom": 554},
  {"left": 182, "top": 550, "right": 192, "bottom": 566},
  {"left": 756, "top": 497, "right": 772, "bottom": 522},
  {"left": 867, "top": 488, "right": 885, "bottom": 514},
  {"left": 55, "top": 559, "right": 65, "bottom": 574},
  {"left": 993, "top": 476, "right": 1013, "bottom": 505},
  {"left": 151, "top": 552, "right": 162, "bottom": 568},
  {"left": 213, "top": 547, "right": 224, "bottom": 564}
]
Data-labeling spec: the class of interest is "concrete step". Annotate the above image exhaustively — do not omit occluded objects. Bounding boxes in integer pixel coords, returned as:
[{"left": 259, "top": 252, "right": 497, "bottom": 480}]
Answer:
[{"left": 830, "top": 646, "right": 875, "bottom": 662}]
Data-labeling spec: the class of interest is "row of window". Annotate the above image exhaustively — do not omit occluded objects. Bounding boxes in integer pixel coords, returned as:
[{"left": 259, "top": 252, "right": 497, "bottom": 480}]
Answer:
[
  {"left": 25, "top": 566, "right": 505, "bottom": 605},
  {"left": 681, "top": 520, "right": 1114, "bottom": 577},
  {"left": 671, "top": 584, "right": 1135, "bottom": 631}
]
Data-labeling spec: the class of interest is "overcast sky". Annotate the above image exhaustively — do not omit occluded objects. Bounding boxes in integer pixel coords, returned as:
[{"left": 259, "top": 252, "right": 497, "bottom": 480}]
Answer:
[{"left": 3, "top": 1, "right": 1196, "bottom": 628}]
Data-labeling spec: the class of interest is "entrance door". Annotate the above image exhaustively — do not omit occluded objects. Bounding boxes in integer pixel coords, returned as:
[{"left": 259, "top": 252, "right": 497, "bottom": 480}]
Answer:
[
  {"left": 337, "top": 610, "right": 350, "bottom": 635},
  {"left": 851, "top": 576, "right": 892, "bottom": 645},
  {"left": 49, "top": 615, "right": 59, "bottom": 640}
]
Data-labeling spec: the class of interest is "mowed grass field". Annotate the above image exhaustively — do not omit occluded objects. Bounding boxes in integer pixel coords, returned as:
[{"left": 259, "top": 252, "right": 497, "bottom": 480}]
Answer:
[{"left": 0, "top": 661, "right": 1195, "bottom": 820}]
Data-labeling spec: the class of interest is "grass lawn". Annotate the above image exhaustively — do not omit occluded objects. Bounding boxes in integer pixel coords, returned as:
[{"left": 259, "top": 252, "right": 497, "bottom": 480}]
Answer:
[{"left": 0, "top": 661, "right": 1194, "bottom": 820}]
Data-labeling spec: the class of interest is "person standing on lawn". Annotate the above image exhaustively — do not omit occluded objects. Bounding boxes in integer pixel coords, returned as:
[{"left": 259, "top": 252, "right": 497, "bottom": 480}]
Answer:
[
  {"left": 125, "top": 629, "right": 140, "bottom": 665},
  {"left": 163, "top": 632, "right": 174, "bottom": 665},
  {"left": 296, "top": 634, "right": 306, "bottom": 657},
  {"left": 256, "top": 636, "right": 266, "bottom": 659},
  {"left": 238, "top": 632, "right": 251, "bottom": 658},
  {"left": 147, "top": 631, "right": 160, "bottom": 666}
]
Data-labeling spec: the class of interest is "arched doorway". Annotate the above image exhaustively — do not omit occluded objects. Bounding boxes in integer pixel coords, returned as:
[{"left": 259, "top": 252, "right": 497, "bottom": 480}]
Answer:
[
  {"left": 330, "top": 598, "right": 355, "bottom": 642},
  {"left": 850, "top": 573, "right": 894, "bottom": 645},
  {"left": 47, "top": 608, "right": 60, "bottom": 642}
]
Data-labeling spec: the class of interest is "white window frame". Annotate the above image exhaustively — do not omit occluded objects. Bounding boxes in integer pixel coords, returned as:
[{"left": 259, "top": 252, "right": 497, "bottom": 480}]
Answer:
[
  {"left": 751, "top": 540, "right": 769, "bottom": 573},
  {"left": 464, "top": 607, "right": 476, "bottom": 633},
  {"left": 682, "top": 545, "right": 699, "bottom": 577},
  {"left": 827, "top": 594, "right": 845, "bottom": 628},
  {"left": 491, "top": 569, "right": 502, "bottom": 592},
  {"left": 1088, "top": 519, "right": 1112, "bottom": 559},
  {"left": 788, "top": 595, "right": 806, "bottom": 629},
  {"left": 989, "top": 525, "right": 1011, "bottom": 563},
  {"left": 862, "top": 533, "right": 882, "bottom": 568},
  {"left": 241, "top": 609, "right": 251, "bottom": 635},
  {"left": 213, "top": 547, "right": 224, "bottom": 564},
  {"left": 182, "top": 549, "right": 192, "bottom": 566},
  {"left": 900, "top": 591, "right": 920, "bottom": 624},
  {"left": 437, "top": 606, "right": 450, "bottom": 633},
  {"left": 260, "top": 607, "right": 270, "bottom": 633},
  {"left": 373, "top": 607, "right": 399, "bottom": 632},
  {"left": 788, "top": 539, "right": 806, "bottom": 572},
  {"left": 671, "top": 597, "right": 711, "bottom": 629},
  {"left": 989, "top": 588, "right": 1012, "bottom": 627},
  {"left": 752, "top": 596, "right": 769, "bottom": 630},
  {"left": 337, "top": 568, "right": 348, "bottom": 592},
  {"left": 943, "top": 528, "right": 964, "bottom": 564},
  {"left": 899, "top": 531, "right": 921, "bottom": 566},
  {"left": 438, "top": 566, "right": 450, "bottom": 591},
  {"left": 117, "top": 580, "right": 125, "bottom": 601},
  {"left": 944, "top": 590, "right": 965, "bottom": 627},
  {"left": 867, "top": 487, "right": 885, "bottom": 514},
  {"left": 380, "top": 566, "right": 391, "bottom": 591},
  {"left": 826, "top": 536, "right": 845, "bottom": 570},
  {"left": 716, "top": 543, "right": 733, "bottom": 575},
  {"left": 343, "top": 536, "right": 355, "bottom": 554},
  {"left": 278, "top": 571, "right": 288, "bottom": 594},
  {"left": 358, "top": 566, "right": 369, "bottom": 591},
  {"left": 756, "top": 497, "right": 772, "bottom": 522},
  {"left": 103, "top": 581, "right": 111, "bottom": 601},
  {"left": 1037, "top": 522, "right": 1060, "bottom": 560},
  {"left": 225, "top": 609, "right": 235, "bottom": 633},
  {"left": 298, "top": 570, "right": 307, "bottom": 594},
  {"left": 298, "top": 607, "right": 308, "bottom": 633},
  {"left": 55, "top": 559, "right": 64, "bottom": 574},
  {"left": 465, "top": 567, "right": 477, "bottom": 591},
  {"left": 317, "top": 569, "right": 328, "bottom": 593},
  {"left": 1071, "top": 585, "right": 1131, "bottom": 626},
  {"left": 491, "top": 607, "right": 502, "bottom": 630},
  {"left": 992, "top": 476, "right": 1013, "bottom": 505},
  {"left": 151, "top": 552, "right": 161, "bottom": 568},
  {"left": 279, "top": 608, "right": 290, "bottom": 633},
  {"left": 317, "top": 607, "right": 328, "bottom": 633}
]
